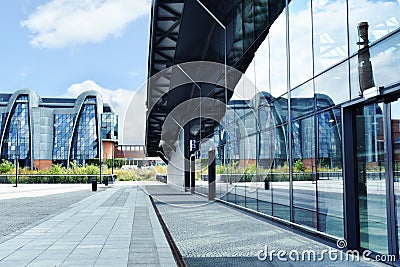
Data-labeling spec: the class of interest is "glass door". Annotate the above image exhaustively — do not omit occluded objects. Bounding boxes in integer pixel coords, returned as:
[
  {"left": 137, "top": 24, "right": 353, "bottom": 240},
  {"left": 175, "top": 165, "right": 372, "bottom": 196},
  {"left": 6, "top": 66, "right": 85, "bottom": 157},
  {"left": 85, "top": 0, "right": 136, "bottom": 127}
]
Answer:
[
  {"left": 355, "top": 102, "right": 388, "bottom": 254},
  {"left": 390, "top": 100, "right": 400, "bottom": 257}
]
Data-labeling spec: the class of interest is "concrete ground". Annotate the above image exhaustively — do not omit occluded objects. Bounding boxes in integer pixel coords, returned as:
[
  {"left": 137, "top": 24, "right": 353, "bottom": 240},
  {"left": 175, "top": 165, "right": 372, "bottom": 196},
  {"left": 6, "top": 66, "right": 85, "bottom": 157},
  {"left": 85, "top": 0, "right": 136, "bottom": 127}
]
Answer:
[
  {"left": 140, "top": 181, "right": 387, "bottom": 267},
  {"left": 0, "top": 182, "right": 176, "bottom": 267}
]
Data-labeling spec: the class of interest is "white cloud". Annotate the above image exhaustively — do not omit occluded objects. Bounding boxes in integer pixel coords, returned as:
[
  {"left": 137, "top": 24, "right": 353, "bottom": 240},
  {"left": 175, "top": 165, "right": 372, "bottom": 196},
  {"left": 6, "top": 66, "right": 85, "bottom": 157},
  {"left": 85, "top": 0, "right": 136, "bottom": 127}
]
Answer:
[
  {"left": 21, "top": 0, "right": 150, "bottom": 48},
  {"left": 65, "top": 80, "right": 146, "bottom": 144}
]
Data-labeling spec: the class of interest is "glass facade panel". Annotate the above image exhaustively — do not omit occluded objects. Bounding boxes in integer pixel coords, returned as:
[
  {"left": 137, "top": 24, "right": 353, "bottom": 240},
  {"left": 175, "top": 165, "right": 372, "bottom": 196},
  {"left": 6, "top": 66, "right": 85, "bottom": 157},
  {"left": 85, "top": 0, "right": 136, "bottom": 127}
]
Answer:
[
  {"left": 356, "top": 103, "right": 388, "bottom": 254},
  {"left": 392, "top": 100, "right": 400, "bottom": 257},
  {"left": 292, "top": 116, "right": 317, "bottom": 228},
  {"left": 70, "top": 98, "right": 99, "bottom": 164},
  {"left": 290, "top": 81, "right": 314, "bottom": 120},
  {"left": 53, "top": 114, "right": 75, "bottom": 163},
  {"left": 269, "top": 8, "right": 287, "bottom": 97},
  {"left": 317, "top": 107, "right": 343, "bottom": 237},
  {"left": 101, "top": 113, "right": 118, "bottom": 140},
  {"left": 1, "top": 96, "right": 30, "bottom": 167},
  {"left": 289, "top": 0, "right": 313, "bottom": 88},
  {"left": 312, "top": 0, "right": 348, "bottom": 74},
  {"left": 315, "top": 61, "right": 349, "bottom": 109},
  {"left": 348, "top": 0, "right": 400, "bottom": 55}
]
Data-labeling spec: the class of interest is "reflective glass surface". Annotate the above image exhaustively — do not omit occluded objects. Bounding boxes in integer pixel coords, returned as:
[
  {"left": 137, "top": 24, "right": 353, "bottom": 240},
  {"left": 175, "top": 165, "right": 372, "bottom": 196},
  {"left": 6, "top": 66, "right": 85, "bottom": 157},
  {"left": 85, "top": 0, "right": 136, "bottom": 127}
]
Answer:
[
  {"left": 70, "top": 97, "right": 99, "bottom": 164},
  {"left": 101, "top": 113, "right": 118, "bottom": 140},
  {"left": 1, "top": 95, "right": 30, "bottom": 167},
  {"left": 312, "top": 0, "right": 348, "bottom": 74},
  {"left": 317, "top": 107, "right": 343, "bottom": 236},
  {"left": 356, "top": 103, "right": 388, "bottom": 254},
  {"left": 53, "top": 114, "right": 74, "bottom": 161},
  {"left": 315, "top": 61, "right": 349, "bottom": 109},
  {"left": 289, "top": 0, "right": 313, "bottom": 88},
  {"left": 348, "top": 0, "right": 400, "bottom": 54}
]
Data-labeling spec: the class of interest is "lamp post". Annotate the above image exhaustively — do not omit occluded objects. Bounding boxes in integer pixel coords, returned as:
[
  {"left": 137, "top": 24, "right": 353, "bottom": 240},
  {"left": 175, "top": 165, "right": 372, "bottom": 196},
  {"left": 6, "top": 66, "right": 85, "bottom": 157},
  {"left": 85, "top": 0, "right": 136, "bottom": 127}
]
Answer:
[
  {"left": 112, "top": 145, "right": 114, "bottom": 177},
  {"left": 14, "top": 119, "right": 21, "bottom": 187}
]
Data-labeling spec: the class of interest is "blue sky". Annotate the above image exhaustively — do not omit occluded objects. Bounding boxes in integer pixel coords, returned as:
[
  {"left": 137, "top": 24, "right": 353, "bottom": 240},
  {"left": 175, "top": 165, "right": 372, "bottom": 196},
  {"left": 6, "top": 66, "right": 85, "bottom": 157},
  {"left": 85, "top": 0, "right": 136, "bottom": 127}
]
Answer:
[
  {"left": 0, "top": 0, "right": 150, "bottom": 96},
  {"left": 0, "top": 0, "right": 152, "bottom": 143}
]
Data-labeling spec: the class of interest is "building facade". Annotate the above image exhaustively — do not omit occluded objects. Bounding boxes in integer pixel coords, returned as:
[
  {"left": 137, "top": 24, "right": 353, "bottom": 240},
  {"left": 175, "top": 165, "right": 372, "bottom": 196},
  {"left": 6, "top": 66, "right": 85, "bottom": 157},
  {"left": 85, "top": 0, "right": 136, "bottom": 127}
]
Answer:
[
  {"left": 0, "top": 89, "right": 118, "bottom": 169},
  {"left": 146, "top": 0, "right": 400, "bottom": 262}
]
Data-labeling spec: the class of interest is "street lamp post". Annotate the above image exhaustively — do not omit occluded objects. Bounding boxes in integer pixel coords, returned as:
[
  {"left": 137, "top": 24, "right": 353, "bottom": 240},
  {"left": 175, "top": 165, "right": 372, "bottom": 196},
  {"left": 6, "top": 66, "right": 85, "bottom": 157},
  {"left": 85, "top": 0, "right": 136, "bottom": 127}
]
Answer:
[
  {"left": 112, "top": 146, "right": 114, "bottom": 177},
  {"left": 14, "top": 119, "right": 21, "bottom": 188}
]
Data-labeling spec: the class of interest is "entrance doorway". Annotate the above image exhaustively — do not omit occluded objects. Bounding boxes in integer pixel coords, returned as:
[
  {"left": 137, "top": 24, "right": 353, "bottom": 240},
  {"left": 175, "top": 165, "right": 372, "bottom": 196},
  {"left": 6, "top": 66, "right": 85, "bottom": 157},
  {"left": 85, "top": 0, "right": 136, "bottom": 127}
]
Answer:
[{"left": 354, "top": 98, "right": 400, "bottom": 258}]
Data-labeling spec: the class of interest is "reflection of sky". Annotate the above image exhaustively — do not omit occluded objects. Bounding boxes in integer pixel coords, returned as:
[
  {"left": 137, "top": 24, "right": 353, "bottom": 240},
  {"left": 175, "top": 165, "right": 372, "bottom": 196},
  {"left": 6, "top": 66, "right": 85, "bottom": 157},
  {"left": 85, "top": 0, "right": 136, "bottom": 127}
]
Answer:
[{"left": 233, "top": 0, "right": 400, "bottom": 104}]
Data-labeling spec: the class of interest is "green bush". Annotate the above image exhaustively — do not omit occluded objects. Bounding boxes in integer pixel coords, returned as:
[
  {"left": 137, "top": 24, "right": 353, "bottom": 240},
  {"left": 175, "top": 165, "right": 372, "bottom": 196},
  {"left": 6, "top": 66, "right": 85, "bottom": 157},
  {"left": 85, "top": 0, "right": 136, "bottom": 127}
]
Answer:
[
  {"left": 294, "top": 159, "right": 305, "bottom": 173},
  {"left": 0, "top": 159, "right": 14, "bottom": 174},
  {"left": 106, "top": 159, "right": 125, "bottom": 169}
]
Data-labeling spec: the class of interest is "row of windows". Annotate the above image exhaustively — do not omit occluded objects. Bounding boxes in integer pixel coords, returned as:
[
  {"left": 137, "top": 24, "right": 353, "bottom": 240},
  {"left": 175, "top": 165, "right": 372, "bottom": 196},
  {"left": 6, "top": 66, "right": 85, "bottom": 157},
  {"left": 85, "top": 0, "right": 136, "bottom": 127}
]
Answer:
[
  {"left": 70, "top": 99, "right": 99, "bottom": 164},
  {"left": 191, "top": 0, "right": 400, "bottom": 238}
]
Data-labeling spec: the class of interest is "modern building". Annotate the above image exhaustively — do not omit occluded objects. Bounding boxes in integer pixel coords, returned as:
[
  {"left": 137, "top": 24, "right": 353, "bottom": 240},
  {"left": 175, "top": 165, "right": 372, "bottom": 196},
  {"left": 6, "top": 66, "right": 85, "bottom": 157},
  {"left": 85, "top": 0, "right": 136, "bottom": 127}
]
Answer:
[
  {"left": 114, "top": 144, "right": 163, "bottom": 167},
  {"left": 0, "top": 89, "right": 118, "bottom": 170},
  {"left": 146, "top": 0, "right": 400, "bottom": 262}
]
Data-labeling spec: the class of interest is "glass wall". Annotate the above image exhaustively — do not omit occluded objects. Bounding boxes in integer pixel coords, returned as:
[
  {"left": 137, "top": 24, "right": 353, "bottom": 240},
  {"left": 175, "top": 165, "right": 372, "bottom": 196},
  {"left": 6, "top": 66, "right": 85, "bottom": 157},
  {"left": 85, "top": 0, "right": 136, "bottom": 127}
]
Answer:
[
  {"left": 356, "top": 103, "right": 387, "bottom": 254},
  {"left": 70, "top": 97, "right": 99, "bottom": 165},
  {"left": 198, "top": 0, "right": 400, "bottom": 242},
  {"left": 1, "top": 95, "right": 31, "bottom": 167},
  {"left": 53, "top": 114, "right": 75, "bottom": 165},
  {"left": 101, "top": 113, "right": 118, "bottom": 140}
]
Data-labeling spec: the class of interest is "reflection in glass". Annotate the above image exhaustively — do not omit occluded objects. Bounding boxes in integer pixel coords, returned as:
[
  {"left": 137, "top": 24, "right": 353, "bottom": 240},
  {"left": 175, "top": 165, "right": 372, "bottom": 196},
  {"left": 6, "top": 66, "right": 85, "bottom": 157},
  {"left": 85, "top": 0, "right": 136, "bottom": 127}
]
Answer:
[
  {"left": 53, "top": 114, "right": 75, "bottom": 165},
  {"left": 70, "top": 97, "right": 99, "bottom": 165},
  {"left": 291, "top": 81, "right": 314, "bottom": 120},
  {"left": 292, "top": 116, "right": 317, "bottom": 229},
  {"left": 312, "top": 0, "right": 348, "bottom": 74},
  {"left": 315, "top": 61, "right": 349, "bottom": 109},
  {"left": 1, "top": 95, "right": 30, "bottom": 167},
  {"left": 356, "top": 103, "right": 388, "bottom": 254},
  {"left": 269, "top": 9, "right": 287, "bottom": 97},
  {"left": 348, "top": 0, "right": 400, "bottom": 55},
  {"left": 317, "top": 108, "right": 343, "bottom": 237},
  {"left": 391, "top": 100, "right": 400, "bottom": 256},
  {"left": 289, "top": 0, "right": 313, "bottom": 88}
]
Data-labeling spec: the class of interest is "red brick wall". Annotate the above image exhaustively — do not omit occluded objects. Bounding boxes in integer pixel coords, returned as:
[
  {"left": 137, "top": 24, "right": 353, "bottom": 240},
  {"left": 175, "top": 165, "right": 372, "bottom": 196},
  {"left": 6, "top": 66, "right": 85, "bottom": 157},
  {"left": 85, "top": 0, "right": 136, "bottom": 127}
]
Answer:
[
  {"left": 34, "top": 160, "right": 53, "bottom": 170},
  {"left": 103, "top": 141, "right": 115, "bottom": 159}
]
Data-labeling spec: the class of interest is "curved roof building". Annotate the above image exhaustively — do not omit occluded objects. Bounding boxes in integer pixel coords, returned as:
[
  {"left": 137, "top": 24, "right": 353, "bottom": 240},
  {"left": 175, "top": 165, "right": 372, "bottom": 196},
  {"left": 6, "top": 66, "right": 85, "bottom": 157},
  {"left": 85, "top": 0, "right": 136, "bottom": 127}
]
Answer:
[{"left": 0, "top": 89, "right": 118, "bottom": 169}]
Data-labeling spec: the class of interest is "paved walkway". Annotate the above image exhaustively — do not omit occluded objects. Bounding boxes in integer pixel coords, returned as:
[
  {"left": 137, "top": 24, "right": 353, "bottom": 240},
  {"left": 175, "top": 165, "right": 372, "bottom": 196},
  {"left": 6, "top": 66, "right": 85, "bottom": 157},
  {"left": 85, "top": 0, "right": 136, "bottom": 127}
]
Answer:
[
  {"left": 0, "top": 182, "right": 176, "bottom": 267},
  {"left": 141, "top": 181, "right": 386, "bottom": 267},
  {"left": 0, "top": 184, "right": 91, "bottom": 200}
]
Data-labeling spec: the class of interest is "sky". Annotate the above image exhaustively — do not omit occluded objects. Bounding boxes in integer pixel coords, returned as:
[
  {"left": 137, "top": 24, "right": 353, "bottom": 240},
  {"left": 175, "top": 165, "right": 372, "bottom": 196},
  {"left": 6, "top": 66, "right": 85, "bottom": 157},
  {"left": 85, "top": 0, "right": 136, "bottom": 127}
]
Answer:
[{"left": 0, "top": 0, "right": 151, "bottom": 144}]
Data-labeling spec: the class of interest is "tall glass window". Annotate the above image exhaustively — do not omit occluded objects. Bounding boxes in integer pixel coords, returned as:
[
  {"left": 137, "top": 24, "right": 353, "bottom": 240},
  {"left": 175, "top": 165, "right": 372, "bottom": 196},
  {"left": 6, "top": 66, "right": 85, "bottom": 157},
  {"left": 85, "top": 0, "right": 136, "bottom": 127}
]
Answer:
[
  {"left": 289, "top": 0, "right": 313, "bottom": 88},
  {"left": 269, "top": 8, "right": 287, "bottom": 97},
  {"left": 101, "top": 113, "right": 118, "bottom": 140},
  {"left": 348, "top": 0, "right": 400, "bottom": 55},
  {"left": 292, "top": 116, "right": 317, "bottom": 229},
  {"left": 70, "top": 98, "right": 99, "bottom": 165},
  {"left": 317, "top": 107, "right": 343, "bottom": 237},
  {"left": 53, "top": 114, "right": 75, "bottom": 163},
  {"left": 315, "top": 61, "right": 349, "bottom": 109},
  {"left": 1, "top": 95, "right": 30, "bottom": 167},
  {"left": 356, "top": 103, "right": 387, "bottom": 254},
  {"left": 312, "top": 0, "right": 348, "bottom": 74}
]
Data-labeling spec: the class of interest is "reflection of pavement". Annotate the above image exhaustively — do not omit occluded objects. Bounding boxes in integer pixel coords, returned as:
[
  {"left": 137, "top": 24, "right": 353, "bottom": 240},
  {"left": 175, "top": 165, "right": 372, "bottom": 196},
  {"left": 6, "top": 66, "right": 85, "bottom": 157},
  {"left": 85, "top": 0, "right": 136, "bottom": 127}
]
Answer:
[
  {"left": 141, "top": 181, "right": 384, "bottom": 266},
  {"left": 0, "top": 182, "right": 176, "bottom": 267}
]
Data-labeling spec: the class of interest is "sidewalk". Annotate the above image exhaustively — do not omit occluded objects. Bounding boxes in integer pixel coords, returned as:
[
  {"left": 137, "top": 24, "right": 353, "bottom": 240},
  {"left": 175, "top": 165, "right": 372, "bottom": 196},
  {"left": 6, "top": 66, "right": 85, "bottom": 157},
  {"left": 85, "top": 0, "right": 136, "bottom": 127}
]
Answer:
[
  {"left": 140, "top": 181, "right": 385, "bottom": 267},
  {"left": 0, "top": 182, "right": 176, "bottom": 267}
]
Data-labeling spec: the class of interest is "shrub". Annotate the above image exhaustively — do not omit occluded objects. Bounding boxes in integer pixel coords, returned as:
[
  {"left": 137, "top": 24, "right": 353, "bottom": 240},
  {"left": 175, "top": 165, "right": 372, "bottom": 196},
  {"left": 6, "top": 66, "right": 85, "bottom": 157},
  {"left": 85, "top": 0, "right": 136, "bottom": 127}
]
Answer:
[
  {"left": 0, "top": 159, "right": 14, "bottom": 174},
  {"left": 106, "top": 159, "right": 125, "bottom": 169},
  {"left": 294, "top": 159, "right": 305, "bottom": 173}
]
